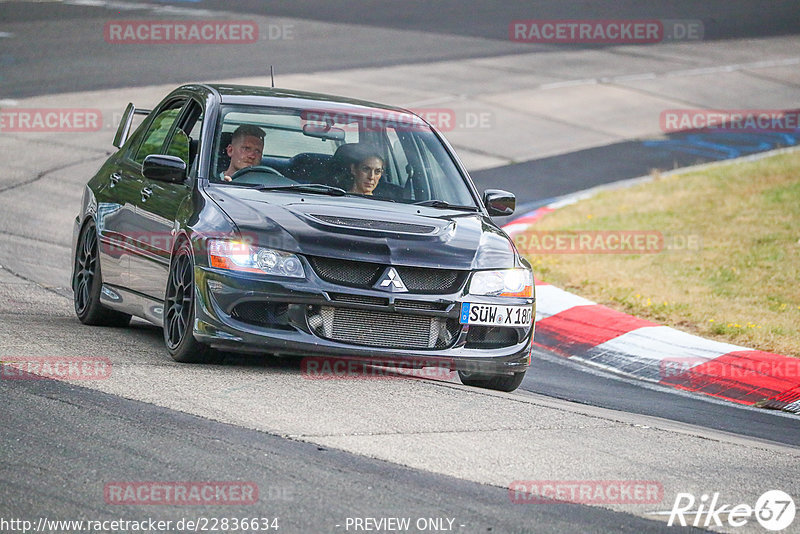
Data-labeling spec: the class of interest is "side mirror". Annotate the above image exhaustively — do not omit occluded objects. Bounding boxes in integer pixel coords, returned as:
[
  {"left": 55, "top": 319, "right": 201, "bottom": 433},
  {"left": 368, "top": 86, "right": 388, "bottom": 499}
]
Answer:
[
  {"left": 142, "top": 155, "right": 187, "bottom": 183},
  {"left": 483, "top": 189, "right": 515, "bottom": 216}
]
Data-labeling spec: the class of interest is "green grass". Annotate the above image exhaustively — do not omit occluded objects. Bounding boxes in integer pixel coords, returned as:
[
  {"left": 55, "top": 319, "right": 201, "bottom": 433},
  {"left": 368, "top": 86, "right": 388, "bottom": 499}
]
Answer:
[{"left": 517, "top": 150, "right": 800, "bottom": 357}]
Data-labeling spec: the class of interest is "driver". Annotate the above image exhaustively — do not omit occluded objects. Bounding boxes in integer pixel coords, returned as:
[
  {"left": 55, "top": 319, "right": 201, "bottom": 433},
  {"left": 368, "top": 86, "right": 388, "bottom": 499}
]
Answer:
[{"left": 220, "top": 125, "right": 265, "bottom": 181}]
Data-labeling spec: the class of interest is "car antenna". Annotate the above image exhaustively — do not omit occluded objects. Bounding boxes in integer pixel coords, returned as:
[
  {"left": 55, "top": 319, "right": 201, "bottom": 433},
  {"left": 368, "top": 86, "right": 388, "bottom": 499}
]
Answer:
[{"left": 270, "top": 66, "right": 275, "bottom": 88}]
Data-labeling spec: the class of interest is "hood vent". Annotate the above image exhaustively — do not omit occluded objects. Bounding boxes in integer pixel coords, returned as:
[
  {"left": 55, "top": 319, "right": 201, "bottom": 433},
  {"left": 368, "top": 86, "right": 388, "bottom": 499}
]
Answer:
[{"left": 309, "top": 214, "right": 437, "bottom": 235}]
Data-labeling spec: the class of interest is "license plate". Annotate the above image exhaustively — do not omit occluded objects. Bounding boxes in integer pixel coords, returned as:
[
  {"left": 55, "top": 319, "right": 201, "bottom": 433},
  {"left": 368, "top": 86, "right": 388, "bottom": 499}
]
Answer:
[{"left": 460, "top": 303, "right": 532, "bottom": 327}]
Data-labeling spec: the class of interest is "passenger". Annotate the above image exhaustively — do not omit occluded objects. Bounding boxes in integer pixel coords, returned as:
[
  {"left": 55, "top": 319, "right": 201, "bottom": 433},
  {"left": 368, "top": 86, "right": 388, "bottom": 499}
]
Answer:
[
  {"left": 347, "top": 150, "right": 384, "bottom": 196},
  {"left": 220, "top": 125, "right": 265, "bottom": 181}
]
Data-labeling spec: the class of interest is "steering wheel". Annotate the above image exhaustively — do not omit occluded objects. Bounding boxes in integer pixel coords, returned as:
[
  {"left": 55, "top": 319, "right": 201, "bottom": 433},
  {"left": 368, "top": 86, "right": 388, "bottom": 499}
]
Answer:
[{"left": 229, "top": 165, "right": 285, "bottom": 181}]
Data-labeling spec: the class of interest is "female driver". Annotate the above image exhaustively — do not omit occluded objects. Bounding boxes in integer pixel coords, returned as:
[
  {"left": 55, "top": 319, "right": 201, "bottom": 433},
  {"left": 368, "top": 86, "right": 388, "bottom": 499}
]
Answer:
[{"left": 348, "top": 152, "right": 384, "bottom": 195}]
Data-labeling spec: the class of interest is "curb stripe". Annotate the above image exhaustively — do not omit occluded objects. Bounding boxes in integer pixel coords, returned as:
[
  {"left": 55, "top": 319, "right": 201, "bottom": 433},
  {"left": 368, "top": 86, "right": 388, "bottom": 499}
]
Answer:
[
  {"left": 667, "top": 351, "right": 800, "bottom": 404},
  {"left": 536, "top": 305, "right": 657, "bottom": 355},
  {"left": 534, "top": 284, "right": 594, "bottom": 318},
  {"left": 592, "top": 326, "right": 746, "bottom": 363}
]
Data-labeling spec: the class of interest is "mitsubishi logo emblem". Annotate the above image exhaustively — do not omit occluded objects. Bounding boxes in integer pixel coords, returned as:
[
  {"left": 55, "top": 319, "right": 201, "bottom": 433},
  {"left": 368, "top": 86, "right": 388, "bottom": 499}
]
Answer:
[{"left": 376, "top": 267, "right": 407, "bottom": 292}]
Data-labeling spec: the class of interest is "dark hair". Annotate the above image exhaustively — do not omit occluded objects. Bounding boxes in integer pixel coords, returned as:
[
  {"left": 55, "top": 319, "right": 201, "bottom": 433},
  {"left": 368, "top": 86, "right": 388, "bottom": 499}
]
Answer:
[
  {"left": 230, "top": 124, "right": 265, "bottom": 144},
  {"left": 349, "top": 144, "right": 384, "bottom": 167}
]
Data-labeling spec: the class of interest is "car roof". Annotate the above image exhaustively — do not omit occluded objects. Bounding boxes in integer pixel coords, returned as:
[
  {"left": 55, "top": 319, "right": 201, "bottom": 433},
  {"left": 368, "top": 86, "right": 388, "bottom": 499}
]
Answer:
[{"left": 197, "top": 83, "right": 416, "bottom": 116}]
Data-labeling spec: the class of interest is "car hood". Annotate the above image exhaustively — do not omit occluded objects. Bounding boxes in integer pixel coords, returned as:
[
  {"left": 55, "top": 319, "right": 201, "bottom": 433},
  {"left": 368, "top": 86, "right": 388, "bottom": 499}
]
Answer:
[{"left": 207, "top": 187, "right": 518, "bottom": 270}]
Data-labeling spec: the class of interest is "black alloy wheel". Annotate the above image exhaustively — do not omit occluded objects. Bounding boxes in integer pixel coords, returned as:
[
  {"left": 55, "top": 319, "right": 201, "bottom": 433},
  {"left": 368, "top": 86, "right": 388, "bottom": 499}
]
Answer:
[
  {"left": 164, "top": 241, "right": 212, "bottom": 362},
  {"left": 73, "top": 222, "right": 131, "bottom": 327}
]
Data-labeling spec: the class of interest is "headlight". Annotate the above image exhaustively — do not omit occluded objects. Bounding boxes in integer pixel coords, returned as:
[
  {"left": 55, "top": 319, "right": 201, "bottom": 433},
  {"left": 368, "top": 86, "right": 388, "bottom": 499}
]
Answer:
[
  {"left": 469, "top": 269, "right": 533, "bottom": 298},
  {"left": 207, "top": 239, "right": 305, "bottom": 278}
]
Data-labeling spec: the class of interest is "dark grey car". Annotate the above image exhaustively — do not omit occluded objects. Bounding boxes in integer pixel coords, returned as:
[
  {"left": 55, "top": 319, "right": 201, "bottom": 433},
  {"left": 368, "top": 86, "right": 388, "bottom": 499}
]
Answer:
[{"left": 72, "top": 84, "right": 535, "bottom": 391}]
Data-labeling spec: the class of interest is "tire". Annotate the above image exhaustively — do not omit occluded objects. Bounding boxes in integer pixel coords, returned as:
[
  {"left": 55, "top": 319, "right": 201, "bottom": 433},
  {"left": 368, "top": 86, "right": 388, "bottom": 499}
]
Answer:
[
  {"left": 163, "top": 241, "right": 214, "bottom": 363},
  {"left": 72, "top": 222, "right": 132, "bottom": 327},
  {"left": 458, "top": 369, "right": 526, "bottom": 392}
]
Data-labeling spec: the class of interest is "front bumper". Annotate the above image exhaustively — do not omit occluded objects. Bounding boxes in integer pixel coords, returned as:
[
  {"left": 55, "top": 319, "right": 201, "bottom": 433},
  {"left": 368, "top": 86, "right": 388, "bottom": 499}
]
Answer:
[{"left": 193, "top": 264, "right": 535, "bottom": 375}]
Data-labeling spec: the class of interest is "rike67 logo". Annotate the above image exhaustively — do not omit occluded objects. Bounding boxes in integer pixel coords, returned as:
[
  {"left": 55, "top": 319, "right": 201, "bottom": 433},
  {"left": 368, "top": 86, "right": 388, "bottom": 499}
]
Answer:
[{"left": 654, "top": 490, "right": 795, "bottom": 531}]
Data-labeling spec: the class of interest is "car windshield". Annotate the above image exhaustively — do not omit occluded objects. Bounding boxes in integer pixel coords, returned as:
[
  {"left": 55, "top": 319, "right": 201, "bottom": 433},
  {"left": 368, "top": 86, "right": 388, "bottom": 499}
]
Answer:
[{"left": 210, "top": 104, "right": 477, "bottom": 208}]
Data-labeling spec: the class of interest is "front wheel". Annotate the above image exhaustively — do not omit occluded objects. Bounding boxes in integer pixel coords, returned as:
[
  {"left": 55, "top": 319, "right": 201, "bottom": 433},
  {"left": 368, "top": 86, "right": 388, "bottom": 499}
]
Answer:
[
  {"left": 72, "top": 222, "right": 131, "bottom": 327},
  {"left": 163, "top": 241, "right": 213, "bottom": 363},
  {"left": 458, "top": 369, "right": 526, "bottom": 392}
]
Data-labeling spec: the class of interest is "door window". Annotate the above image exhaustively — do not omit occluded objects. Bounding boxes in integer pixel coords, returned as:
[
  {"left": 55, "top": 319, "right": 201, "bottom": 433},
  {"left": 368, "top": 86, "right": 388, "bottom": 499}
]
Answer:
[{"left": 132, "top": 104, "right": 184, "bottom": 165}]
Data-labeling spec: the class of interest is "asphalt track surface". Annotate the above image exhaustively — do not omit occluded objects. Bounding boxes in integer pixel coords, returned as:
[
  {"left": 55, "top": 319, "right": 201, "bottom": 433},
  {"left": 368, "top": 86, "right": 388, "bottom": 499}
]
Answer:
[
  {"left": 524, "top": 349, "right": 800, "bottom": 448},
  {"left": 2, "top": 0, "right": 799, "bottom": 98},
  {"left": 3, "top": 376, "right": 702, "bottom": 534},
  {"left": 1, "top": 1, "right": 799, "bottom": 532}
]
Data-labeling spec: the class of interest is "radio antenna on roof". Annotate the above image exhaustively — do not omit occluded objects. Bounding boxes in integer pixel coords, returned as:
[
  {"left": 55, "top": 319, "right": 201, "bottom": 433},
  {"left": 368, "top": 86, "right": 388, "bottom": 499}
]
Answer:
[{"left": 270, "top": 66, "right": 275, "bottom": 88}]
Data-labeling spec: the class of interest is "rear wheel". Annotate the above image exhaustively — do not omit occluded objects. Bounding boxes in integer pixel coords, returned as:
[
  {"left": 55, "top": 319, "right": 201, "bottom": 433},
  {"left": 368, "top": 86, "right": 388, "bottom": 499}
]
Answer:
[
  {"left": 458, "top": 369, "right": 526, "bottom": 392},
  {"left": 164, "top": 241, "right": 213, "bottom": 363},
  {"left": 72, "top": 222, "right": 131, "bottom": 327}
]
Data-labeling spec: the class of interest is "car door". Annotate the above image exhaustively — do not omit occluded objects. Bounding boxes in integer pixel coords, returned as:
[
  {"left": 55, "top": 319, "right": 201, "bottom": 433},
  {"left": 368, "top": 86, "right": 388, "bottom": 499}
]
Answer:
[
  {"left": 129, "top": 99, "right": 203, "bottom": 300},
  {"left": 123, "top": 99, "right": 188, "bottom": 298},
  {"left": 93, "top": 107, "right": 155, "bottom": 289},
  {"left": 93, "top": 158, "right": 141, "bottom": 289}
]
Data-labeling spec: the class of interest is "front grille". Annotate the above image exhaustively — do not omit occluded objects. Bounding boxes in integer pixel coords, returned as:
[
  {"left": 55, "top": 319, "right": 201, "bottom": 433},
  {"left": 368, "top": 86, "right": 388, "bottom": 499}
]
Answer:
[
  {"left": 329, "top": 293, "right": 389, "bottom": 307},
  {"left": 309, "top": 257, "right": 381, "bottom": 286},
  {"left": 310, "top": 215, "right": 436, "bottom": 234},
  {"left": 231, "top": 302, "right": 290, "bottom": 328},
  {"left": 396, "top": 266, "right": 464, "bottom": 293},
  {"left": 465, "top": 326, "right": 520, "bottom": 349},
  {"left": 308, "top": 306, "right": 460, "bottom": 349},
  {"left": 395, "top": 299, "right": 451, "bottom": 311},
  {"left": 308, "top": 256, "right": 467, "bottom": 294}
]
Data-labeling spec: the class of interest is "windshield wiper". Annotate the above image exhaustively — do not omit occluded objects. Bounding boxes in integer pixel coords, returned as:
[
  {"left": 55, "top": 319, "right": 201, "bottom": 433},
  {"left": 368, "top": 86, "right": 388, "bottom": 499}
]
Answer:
[
  {"left": 413, "top": 199, "right": 478, "bottom": 211},
  {"left": 255, "top": 184, "right": 347, "bottom": 196}
]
